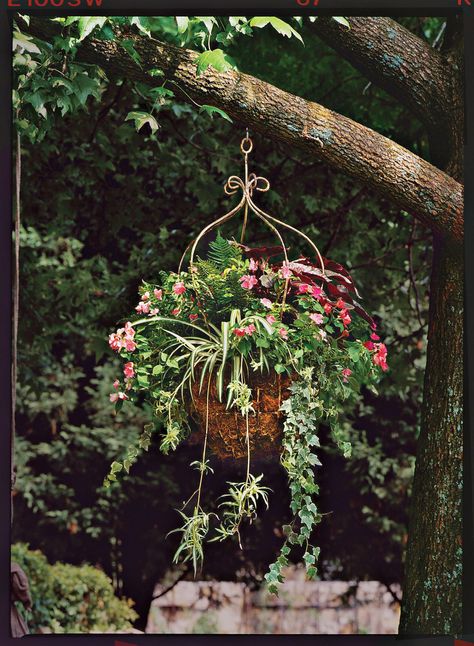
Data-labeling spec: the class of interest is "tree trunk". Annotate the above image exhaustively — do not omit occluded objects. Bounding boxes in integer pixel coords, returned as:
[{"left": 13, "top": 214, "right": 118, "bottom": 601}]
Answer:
[
  {"left": 399, "top": 16, "right": 464, "bottom": 634},
  {"left": 399, "top": 237, "right": 463, "bottom": 634}
]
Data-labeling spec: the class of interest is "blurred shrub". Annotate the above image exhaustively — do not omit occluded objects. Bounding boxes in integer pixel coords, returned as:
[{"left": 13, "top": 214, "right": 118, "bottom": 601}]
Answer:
[{"left": 11, "top": 543, "right": 137, "bottom": 633}]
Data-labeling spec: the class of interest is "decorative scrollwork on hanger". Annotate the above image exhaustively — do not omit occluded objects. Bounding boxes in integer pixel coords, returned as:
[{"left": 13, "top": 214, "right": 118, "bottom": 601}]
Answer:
[{"left": 178, "top": 132, "right": 326, "bottom": 292}]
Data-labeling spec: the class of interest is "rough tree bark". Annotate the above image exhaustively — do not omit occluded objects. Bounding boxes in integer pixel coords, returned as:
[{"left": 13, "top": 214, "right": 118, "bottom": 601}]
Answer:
[{"left": 22, "top": 17, "right": 464, "bottom": 633}]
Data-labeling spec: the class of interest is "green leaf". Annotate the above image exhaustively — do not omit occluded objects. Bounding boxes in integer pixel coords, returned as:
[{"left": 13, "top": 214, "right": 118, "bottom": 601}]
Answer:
[
  {"left": 176, "top": 16, "right": 189, "bottom": 34},
  {"left": 199, "top": 105, "right": 233, "bottom": 123},
  {"left": 249, "top": 17, "right": 304, "bottom": 44},
  {"left": 332, "top": 16, "right": 351, "bottom": 29},
  {"left": 110, "top": 461, "right": 123, "bottom": 474},
  {"left": 13, "top": 31, "right": 41, "bottom": 55},
  {"left": 77, "top": 17, "right": 107, "bottom": 42},
  {"left": 196, "top": 16, "right": 217, "bottom": 34},
  {"left": 130, "top": 17, "right": 151, "bottom": 37},
  {"left": 348, "top": 344, "right": 361, "bottom": 362},
  {"left": 125, "top": 111, "right": 159, "bottom": 134},
  {"left": 196, "top": 49, "right": 237, "bottom": 76},
  {"left": 72, "top": 74, "right": 100, "bottom": 106},
  {"left": 120, "top": 40, "right": 142, "bottom": 68}
]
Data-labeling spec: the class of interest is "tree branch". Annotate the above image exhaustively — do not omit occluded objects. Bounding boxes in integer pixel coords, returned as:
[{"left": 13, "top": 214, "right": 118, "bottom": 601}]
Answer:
[
  {"left": 23, "top": 17, "right": 463, "bottom": 244},
  {"left": 311, "top": 17, "right": 456, "bottom": 166}
]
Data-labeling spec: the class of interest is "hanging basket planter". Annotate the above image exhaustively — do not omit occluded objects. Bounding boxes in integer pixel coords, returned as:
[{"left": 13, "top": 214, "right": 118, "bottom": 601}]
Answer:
[
  {"left": 104, "top": 134, "right": 388, "bottom": 592},
  {"left": 189, "top": 368, "right": 292, "bottom": 460}
]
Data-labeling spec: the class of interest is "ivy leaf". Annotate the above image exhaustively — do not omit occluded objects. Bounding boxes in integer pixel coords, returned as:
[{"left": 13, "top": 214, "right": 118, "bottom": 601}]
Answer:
[
  {"left": 110, "top": 461, "right": 123, "bottom": 474},
  {"left": 199, "top": 105, "right": 233, "bottom": 123},
  {"left": 77, "top": 17, "right": 107, "bottom": 42},
  {"left": 176, "top": 16, "right": 189, "bottom": 34},
  {"left": 125, "top": 111, "right": 159, "bottom": 134},
  {"left": 332, "top": 17, "right": 351, "bottom": 29},
  {"left": 306, "top": 566, "right": 317, "bottom": 579},
  {"left": 249, "top": 17, "right": 304, "bottom": 44},
  {"left": 196, "top": 49, "right": 237, "bottom": 76}
]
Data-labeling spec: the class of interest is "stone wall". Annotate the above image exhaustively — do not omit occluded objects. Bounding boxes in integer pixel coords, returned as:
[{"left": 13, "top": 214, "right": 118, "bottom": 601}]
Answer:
[{"left": 146, "top": 568, "right": 401, "bottom": 634}]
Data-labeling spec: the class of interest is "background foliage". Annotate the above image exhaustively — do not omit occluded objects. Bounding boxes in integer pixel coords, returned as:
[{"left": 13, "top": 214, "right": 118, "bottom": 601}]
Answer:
[
  {"left": 13, "top": 15, "right": 438, "bottom": 629},
  {"left": 11, "top": 543, "right": 137, "bottom": 633}
]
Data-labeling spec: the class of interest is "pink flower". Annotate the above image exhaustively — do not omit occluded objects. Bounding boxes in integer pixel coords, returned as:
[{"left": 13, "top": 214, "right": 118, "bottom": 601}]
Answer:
[
  {"left": 141, "top": 291, "right": 150, "bottom": 302},
  {"left": 109, "top": 321, "right": 136, "bottom": 352},
  {"left": 123, "top": 362, "right": 135, "bottom": 379},
  {"left": 335, "top": 299, "right": 345, "bottom": 309},
  {"left": 266, "top": 315, "right": 276, "bottom": 324},
  {"left": 323, "top": 303, "right": 333, "bottom": 314},
  {"left": 370, "top": 333, "right": 380, "bottom": 341},
  {"left": 373, "top": 343, "right": 388, "bottom": 372},
  {"left": 244, "top": 324, "right": 256, "bottom": 336},
  {"left": 110, "top": 391, "right": 128, "bottom": 403},
  {"left": 154, "top": 289, "right": 163, "bottom": 300},
  {"left": 278, "top": 328, "right": 289, "bottom": 340},
  {"left": 342, "top": 368, "right": 352, "bottom": 383},
  {"left": 339, "top": 309, "right": 351, "bottom": 327},
  {"left": 189, "top": 313, "right": 198, "bottom": 321},
  {"left": 364, "top": 341, "right": 375, "bottom": 351},
  {"left": 124, "top": 338, "right": 137, "bottom": 352},
  {"left": 113, "top": 379, "right": 120, "bottom": 390},
  {"left": 297, "top": 283, "right": 311, "bottom": 294},
  {"left": 310, "top": 285, "right": 323, "bottom": 299},
  {"left": 309, "top": 312, "right": 324, "bottom": 325},
  {"left": 239, "top": 275, "right": 258, "bottom": 290},
  {"left": 124, "top": 322, "right": 135, "bottom": 337},
  {"left": 280, "top": 263, "right": 292, "bottom": 279},
  {"left": 233, "top": 328, "right": 246, "bottom": 337},
  {"left": 149, "top": 308, "right": 159, "bottom": 316},
  {"left": 135, "top": 301, "right": 150, "bottom": 314},
  {"left": 171, "top": 308, "right": 181, "bottom": 316},
  {"left": 260, "top": 298, "right": 273, "bottom": 309},
  {"left": 249, "top": 258, "right": 258, "bottom": 272},
  {"left": 173, "top": 281, "right": 186, "bottom": 295},
  {"left": 108, "top": 333, "right": 123, "bottom": 352}
]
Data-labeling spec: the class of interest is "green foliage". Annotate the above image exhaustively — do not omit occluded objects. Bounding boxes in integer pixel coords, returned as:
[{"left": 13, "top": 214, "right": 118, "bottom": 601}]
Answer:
[
  {"left": 249, "top": 17, "right": 304, "bottom": 44},
  {"left": 196, "top": 49, "right": 237, "bottom": 75},
  {"left": 199, "top": 104, "right": 233, "bottom": 122},
  {"left": 11, "top": 543, "right": 137, "bottom": 633},
  {"left": 125, "top": 111, "right": 159, "bottom": 133}
]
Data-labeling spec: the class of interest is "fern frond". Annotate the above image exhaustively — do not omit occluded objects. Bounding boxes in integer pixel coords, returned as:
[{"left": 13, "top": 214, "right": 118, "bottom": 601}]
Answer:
[{"left": 207, "top": 232, "right": 242, "bottom": 271}]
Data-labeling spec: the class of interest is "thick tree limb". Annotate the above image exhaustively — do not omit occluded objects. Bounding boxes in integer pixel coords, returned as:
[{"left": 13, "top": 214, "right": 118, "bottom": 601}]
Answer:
[
  {"left": 24, "top": 17, "right": 463, "bottom": 244},
  {"left": 311, "top": 17, "right": 457, "bottom": 167}
]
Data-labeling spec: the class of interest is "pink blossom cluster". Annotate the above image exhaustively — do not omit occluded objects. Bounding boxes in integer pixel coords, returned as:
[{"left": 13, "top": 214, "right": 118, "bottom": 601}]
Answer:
[
  {"left": 297, "top": 283, "right": 323, "bottom": 298},
  {"left": 342, "top": 368, "right": 352, "bottom": 383},
  {"left": 135, "top": 289, "right": 161, "bottom": 315},
  {"left": 364, "top": 334, "right": 388, "bottom": 371},
  {"left": 240, "top": 275, "right": 258, "bottom": 290},
  {"left": 233, "top": 324, "right": 256, "bottom": 337},
  {"left": 109, "top": 322, "right": 137, "bottom": 353},
  {"left": 110, "top": 362, "right": 136, "bottom": 403}
]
